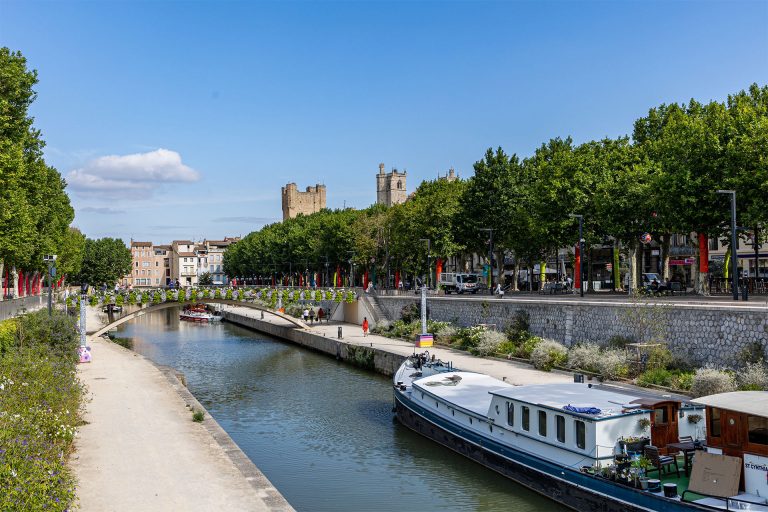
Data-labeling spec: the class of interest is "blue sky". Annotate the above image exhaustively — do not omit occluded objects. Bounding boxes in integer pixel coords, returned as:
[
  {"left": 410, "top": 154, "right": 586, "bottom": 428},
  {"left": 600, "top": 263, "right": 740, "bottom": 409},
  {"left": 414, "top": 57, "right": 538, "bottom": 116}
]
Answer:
[{"left": 2, "top": 0, "right": 767, "bottom": 243}]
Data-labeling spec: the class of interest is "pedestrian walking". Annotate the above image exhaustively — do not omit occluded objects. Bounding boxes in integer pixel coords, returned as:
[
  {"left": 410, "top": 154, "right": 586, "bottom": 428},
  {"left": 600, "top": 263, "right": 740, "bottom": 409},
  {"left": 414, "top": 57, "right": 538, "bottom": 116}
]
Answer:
[
  {"left": 318, "top": 307, "right": 325, "bottom": 322},
  {"left": 362, "top": 317, "right": 369, "bottom": 337},
  {"left": 309, "top": 308, "right": 315, "bottom": 324},
  {"left": 302, "top": 308, "right": 309, "bottom": 322}
]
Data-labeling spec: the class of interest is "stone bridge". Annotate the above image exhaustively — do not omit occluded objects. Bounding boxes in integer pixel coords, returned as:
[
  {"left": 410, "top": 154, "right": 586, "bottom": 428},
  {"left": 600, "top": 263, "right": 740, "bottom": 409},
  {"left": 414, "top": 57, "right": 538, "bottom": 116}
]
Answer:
[{"left": 89, "top": 299, "right": 309, "bottom": 337}]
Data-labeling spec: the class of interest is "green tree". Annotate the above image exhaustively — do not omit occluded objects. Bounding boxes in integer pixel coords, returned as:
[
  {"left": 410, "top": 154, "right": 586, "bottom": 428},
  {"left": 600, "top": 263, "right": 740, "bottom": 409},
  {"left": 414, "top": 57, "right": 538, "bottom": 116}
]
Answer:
[
  {"left": 0, "top": 48, "right": 74, "bottom": 295},
  {"left": 55, "top": 227, "right": 86, "bottom": 282},
  {"left": 198, "top": 272, "right": 213, "bottom": 286},
  {"left": 75, "top": 238, "right": 132, "bottom": 287}
]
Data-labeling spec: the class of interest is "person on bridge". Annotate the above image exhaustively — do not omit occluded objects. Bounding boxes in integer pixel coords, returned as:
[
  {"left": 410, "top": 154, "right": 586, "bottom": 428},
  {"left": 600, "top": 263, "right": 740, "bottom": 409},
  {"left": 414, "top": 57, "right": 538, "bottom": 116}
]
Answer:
[{"left": 362, "top": 317, "right": 369, "bottom": 337}]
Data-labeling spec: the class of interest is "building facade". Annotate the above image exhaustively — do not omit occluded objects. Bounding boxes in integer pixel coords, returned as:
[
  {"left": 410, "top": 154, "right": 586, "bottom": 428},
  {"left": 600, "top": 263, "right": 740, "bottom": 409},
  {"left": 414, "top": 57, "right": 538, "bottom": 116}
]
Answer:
[
  {"left": 170, "top": 240, "right": 198, "bottom": 287},
  {"left": 376, "top": 163, "right": 407, "bottom": 206},
  {"left": 196, "top": 238, "right": 239, "bottom": 285},
  {"left": 281, "top": 183, "right": 326, "bottom": 220}
]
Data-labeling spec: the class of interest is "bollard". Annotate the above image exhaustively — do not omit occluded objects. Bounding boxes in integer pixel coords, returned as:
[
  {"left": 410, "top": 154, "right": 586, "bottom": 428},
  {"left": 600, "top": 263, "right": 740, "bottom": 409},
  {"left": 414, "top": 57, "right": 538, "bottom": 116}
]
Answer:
[
  {"left": 742, "top": 283, "right": 748, "bottom": 301},
  {"left": 338, "top": 326, "right": 343, "bottom": 339}
]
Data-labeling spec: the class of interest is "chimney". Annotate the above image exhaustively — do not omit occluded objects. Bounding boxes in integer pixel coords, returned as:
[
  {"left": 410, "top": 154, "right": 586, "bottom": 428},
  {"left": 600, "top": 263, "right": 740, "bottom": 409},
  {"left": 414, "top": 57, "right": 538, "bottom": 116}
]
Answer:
[{"left": 379, "top": 163, "right": 385, "bottom": 174}]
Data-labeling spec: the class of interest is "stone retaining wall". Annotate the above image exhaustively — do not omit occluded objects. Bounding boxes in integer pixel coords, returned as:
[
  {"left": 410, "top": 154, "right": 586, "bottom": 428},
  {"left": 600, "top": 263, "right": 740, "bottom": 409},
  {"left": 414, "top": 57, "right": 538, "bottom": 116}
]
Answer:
[
  {"left": 377, "top": 297, "right": 768, "bottom": 367},
  {"left": 221, "top": 311, "right": 406, "bottom": 376}
]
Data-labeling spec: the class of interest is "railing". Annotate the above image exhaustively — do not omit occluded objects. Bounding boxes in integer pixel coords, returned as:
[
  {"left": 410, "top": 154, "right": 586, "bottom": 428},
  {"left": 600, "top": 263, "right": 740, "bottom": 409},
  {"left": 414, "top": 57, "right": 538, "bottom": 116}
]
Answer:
[{"left": 710, "top": 277, "right": 768, "bottom": 295}]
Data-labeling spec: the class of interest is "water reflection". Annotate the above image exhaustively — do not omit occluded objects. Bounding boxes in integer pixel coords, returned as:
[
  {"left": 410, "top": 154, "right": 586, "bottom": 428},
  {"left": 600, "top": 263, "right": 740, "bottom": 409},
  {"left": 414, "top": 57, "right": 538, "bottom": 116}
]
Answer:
[{"left": 117, "top": 308, "right": 564, "bottom": 512}]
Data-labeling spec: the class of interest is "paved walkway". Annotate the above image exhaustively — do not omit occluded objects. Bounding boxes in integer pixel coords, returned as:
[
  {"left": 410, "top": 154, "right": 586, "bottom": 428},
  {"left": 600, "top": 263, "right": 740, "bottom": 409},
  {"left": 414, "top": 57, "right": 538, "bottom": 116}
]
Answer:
[
  {"left": 223, "top": 305, "right": 571, "bottom": 386},
  {"left": 73, "top": 308, "right": 293, "bottom": 512}
]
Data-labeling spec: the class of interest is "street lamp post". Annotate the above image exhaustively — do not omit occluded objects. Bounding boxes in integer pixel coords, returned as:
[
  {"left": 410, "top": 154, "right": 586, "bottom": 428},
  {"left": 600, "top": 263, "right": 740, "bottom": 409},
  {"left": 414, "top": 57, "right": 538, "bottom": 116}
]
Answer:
[
  {"left": 569, "top": 214, "right": 584, "bottom": 298},
  {"left": 479, "top": 229, "right": 494, "bottom": 292},
  {"left": 419, "top": 239, "right": 431, "bottom": 288},
  {"left": 717, "top": 190, "right": 739, "bottom": 301},
  {"left": 43, "top": 254, "right": 57, "bottom": 315}
]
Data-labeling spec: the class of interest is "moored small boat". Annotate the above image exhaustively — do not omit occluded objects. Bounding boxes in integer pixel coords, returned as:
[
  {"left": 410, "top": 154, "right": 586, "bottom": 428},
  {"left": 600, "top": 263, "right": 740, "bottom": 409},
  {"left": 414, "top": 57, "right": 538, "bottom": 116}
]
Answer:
[{"left": 179, "top": 304, "right": 222, "bottom": 323}]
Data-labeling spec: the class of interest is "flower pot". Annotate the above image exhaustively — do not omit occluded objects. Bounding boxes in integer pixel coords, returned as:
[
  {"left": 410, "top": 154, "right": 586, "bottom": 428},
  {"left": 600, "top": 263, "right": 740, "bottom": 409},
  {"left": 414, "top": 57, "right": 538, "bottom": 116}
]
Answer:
[{"left": 639, "top": 477, "right": 649, "bottom": 490}]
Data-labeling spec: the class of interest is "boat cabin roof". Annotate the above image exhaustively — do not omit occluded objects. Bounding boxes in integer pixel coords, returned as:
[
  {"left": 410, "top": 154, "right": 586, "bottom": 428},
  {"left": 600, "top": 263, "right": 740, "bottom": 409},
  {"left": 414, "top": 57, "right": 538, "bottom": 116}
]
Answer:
[
  {"left": 693, "top": 391, "right": 768, "bottom": 417},
  {"left": 491, "top": 383, "right": 648, "bottom": 419},
  {"left": 413, "top": 372, "right": 509, "bottom": 416}
]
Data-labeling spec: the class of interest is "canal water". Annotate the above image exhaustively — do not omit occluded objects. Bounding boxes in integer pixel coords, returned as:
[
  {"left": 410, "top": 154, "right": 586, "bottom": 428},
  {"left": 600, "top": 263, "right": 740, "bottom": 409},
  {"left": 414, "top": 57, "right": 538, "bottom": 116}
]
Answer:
[{"left": 116, "top": 309, "right": 565, "bottom": 512}]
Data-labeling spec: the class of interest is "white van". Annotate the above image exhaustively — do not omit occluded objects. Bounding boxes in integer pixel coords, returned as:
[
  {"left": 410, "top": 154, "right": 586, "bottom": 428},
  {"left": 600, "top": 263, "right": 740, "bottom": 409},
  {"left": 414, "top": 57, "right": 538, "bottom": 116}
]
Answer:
[{"left": 439, "top": 273, "right": 480, "bottom": 294}]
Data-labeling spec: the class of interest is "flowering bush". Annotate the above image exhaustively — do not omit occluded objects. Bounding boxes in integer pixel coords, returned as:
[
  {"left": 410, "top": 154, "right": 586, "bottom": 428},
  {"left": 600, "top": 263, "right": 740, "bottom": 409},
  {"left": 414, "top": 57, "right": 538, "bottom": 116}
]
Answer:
[
  {"left": 453, "top": 325, "right": 487, "bottom": 351},
  {"left": 473, "top": 330, "right": 507, "bottom": 357},
  {"left": 225, "top": 289, "right": 234, "bottom": 300},
  {"left": 736, "top": 361, "right": 768, "bottom": 391},
  {"left": 567, "top": 343, "right": 601, "bottom": 373},
  {"left": 0, "top": 311, "right": 83, "bottom": 511},
  {"left": 691, "top": 368, "right": 736, "bottom": 397},
  {"left": 596, "top": 349, "right": 629, "bottom": 380},
  {"left": 531, "top": 339, "right": 568, "bottom": 371}
]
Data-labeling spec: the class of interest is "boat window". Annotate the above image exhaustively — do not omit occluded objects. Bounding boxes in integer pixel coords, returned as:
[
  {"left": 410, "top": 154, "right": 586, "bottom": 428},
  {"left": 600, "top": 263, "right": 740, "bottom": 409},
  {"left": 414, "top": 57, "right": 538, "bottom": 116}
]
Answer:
[
  {"left": 709, "top": 408, "right": 721, "bottom": 437},
  {"left": 556, "top": 415, "right": 565, "bottom": 443},
  {"left": 747, "top": 416, "right": 768, "bottom": 445},
  {"left": 507, "top": 402, "right": 514, "bottom": 427},
  {"left": 654, "top": 407, "right": 668, "bottom": 425},
  {"left": 538, "top": 411, "right": 547, "bottom": 437},
  {"left": 522, "top": 406, "right": 530, "bottom": 431},
  {"left": 575, "top": 420, "right": 585, "bottom": 449}
]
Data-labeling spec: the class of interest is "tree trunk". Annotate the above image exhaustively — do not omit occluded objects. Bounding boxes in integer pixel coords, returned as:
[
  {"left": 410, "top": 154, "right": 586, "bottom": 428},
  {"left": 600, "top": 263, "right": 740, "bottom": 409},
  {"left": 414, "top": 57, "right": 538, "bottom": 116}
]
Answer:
[
  {"left": 513, "top": 260, "right": 519, "bottom": 291},
  {"left": 693, "top": 232, "right": 709, "bottom": 295},
  {"left": 0, "top": 260, "right": 3, "bottom": 301},
  {"left": 629, "top": 244, "right": 640, "bottom": 293},
  {"left": 11, "top": 268, "right": 19, "bottom": 299},
  {"left": 661, "top": 233, "right": 671, "bottom": 280}
]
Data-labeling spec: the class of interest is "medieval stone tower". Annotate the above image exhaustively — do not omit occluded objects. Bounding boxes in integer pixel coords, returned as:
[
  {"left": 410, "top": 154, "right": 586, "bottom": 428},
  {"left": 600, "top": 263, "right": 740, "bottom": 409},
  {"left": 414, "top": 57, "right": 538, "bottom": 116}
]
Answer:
[
  {"left": 375, "top": 163, "right": 407, "bottom": 206},
  {"left": 281, "top": 183, "right": 326, "bottom": 220}
]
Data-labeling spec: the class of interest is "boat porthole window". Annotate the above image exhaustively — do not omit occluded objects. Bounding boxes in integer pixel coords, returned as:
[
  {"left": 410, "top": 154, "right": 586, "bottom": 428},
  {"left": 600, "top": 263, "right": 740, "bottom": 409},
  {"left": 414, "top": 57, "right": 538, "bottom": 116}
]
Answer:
[
  {"left": 538, "top": 410, "right": 547, "bottom": 437},
  {"left": 556, "top": 415, "right": 565, "bottom": 443},
  {"left": 522, "top": 406, "right": 530, "bottom": 431},
  {"left": 729, "top": 417, "right": 735, "bottom": 426}
]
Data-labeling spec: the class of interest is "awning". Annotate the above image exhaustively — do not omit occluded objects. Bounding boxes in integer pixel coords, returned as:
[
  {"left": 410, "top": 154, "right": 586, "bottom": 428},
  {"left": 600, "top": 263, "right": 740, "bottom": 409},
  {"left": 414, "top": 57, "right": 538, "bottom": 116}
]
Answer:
[{"left": 692, "top": 391, "right": 768, "bottom": 417}]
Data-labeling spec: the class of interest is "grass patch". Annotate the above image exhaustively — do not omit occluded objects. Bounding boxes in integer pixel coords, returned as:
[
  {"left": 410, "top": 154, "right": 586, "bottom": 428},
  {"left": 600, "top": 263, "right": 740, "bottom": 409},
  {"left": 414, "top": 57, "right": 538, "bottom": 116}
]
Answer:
[{"left": 192, "top": 409, "right": 205, "bottom": 422}]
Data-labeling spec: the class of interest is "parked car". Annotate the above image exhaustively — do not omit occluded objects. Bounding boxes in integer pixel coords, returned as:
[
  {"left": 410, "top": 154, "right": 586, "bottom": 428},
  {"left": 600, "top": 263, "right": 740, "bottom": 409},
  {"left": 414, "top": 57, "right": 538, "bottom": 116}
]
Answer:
[{"left": 438, "top": 273, "right": 480, "bottom": 294}]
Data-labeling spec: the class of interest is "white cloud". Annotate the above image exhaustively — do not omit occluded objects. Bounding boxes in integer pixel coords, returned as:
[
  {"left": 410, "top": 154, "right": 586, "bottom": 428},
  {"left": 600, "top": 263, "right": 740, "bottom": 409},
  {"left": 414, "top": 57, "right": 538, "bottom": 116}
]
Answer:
[{"left": 67, "top": 149, "right": 200, "bottom": 197}]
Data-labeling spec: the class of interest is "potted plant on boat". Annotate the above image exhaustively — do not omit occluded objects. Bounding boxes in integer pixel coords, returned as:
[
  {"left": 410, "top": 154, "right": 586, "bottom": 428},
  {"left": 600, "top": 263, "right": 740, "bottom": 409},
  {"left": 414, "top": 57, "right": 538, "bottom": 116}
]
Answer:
[{"left": 631, "top": 456, "right": 652, "bottom": 489}]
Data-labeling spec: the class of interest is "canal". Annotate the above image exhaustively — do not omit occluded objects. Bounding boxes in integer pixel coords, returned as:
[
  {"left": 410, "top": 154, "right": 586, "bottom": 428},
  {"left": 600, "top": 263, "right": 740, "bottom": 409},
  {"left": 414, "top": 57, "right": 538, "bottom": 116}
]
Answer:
[{"left": 116, "top": 308, "right": 566, "bottom": 512}]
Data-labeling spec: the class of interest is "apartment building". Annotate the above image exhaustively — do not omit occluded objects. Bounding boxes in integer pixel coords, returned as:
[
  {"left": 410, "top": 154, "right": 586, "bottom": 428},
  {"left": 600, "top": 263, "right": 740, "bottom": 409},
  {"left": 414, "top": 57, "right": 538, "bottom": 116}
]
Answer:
[
  {"left": 195, "top": 238, "right": 239, "bottom": 285},
  {"left": 170, "top": 240, "right": 198, "bottom": 287}
]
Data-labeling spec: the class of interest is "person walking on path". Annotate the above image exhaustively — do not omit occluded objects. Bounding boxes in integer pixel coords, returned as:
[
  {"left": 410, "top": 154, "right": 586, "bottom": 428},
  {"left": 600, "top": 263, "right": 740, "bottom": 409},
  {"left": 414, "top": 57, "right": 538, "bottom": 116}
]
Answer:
[{"left": 362, "top": 317, "right": 369, "bottom": 337}]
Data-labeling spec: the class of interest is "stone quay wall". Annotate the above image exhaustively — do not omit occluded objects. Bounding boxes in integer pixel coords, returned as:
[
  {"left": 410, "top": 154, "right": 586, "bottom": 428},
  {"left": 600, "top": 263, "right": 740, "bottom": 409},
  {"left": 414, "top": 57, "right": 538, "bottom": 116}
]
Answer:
[
  {"left": 221, "top": 310, "right": 406, "bottom": 376},
  {"left": 377, "top": 297, "right": 768, "bottom": 367}
]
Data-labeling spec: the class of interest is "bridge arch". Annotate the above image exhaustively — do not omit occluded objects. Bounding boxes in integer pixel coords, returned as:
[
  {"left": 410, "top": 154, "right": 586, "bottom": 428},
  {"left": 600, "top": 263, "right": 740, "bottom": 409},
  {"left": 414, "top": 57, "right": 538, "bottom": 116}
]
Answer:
[{"left": 90, "top": 299, "right": 309, "bottom": 337}]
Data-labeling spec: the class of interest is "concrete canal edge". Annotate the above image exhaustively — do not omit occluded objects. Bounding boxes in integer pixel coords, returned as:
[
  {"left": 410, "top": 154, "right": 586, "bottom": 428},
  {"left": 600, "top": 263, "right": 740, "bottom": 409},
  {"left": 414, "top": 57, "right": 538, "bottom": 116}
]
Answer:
[
  {"left": 221, "top": 310, "right": 407, "bottom": 376},
  {"left": 154, "top": 364, "right": 296, "bottom": 511}
]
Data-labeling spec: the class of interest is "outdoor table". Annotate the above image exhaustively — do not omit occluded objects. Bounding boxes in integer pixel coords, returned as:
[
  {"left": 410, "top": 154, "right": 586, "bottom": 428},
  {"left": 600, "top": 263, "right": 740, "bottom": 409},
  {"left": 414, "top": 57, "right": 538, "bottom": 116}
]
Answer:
[{"left": 666, "top": 441, "right": 697, "bottom": 477}]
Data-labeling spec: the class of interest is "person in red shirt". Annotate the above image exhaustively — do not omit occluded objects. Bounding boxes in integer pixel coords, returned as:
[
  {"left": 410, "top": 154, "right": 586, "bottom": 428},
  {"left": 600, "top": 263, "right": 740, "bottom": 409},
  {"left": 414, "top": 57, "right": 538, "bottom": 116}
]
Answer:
[{"left": 362, "top": 317, "right": 369, "bottom": 337}]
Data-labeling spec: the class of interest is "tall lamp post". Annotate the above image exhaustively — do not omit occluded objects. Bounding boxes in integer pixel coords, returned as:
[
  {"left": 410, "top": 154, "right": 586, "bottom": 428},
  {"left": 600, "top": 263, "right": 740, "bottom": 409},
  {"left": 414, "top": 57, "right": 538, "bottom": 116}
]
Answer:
[
  {"left": 43, "top": 254, "right": 57, "bottom": 315},
  {"left": 419, "top": 238, "right": 431, "bottom": 289},
  {"left": 479, "top": 229, "right": 494, "bottom": 291},
  {"left": 569, "top": 214, "right": 584, "bottom": 298},
  {"left": 717, "top": 190, "right": 739, "bottom": 301}
]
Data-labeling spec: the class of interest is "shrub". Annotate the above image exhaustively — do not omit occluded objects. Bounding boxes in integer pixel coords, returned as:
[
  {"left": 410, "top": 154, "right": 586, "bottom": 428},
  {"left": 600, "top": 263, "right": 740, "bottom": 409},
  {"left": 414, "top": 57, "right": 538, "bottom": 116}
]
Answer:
[
  {"left": 517, "top": 335, "right": 543, "bottom": 359},
  {"left": 431, "top": 323, "right": 456, "bottom": 343},
  {"left": 531, "top": 339, "right": 568, "bottom": 371},
  {"left": 737, "top": 361, "right": 768, "bottom": 391},
  {"left": 127, "top": 292, "right": 137, "bottom": 305},
  {"left": 225, "top": 289, "right": 234, "bottom": 300},
  {"left": 637, "top": 367, "right": 674, "bottom": 387},
  {"left": 214, "top": 289, "right": 222, "bottom": 299},
  {"left": 567, "top": 343, "right": 601, "bottom": 373},
  {"left": 190, "top": 290, "right": 198, "bottom": 302},
  {"left": 237, "top": 289, "right": 244, "bottom": 300},
  {"left": 0, "top": 341, "right": 83, "bottom": 511},
  {"left": 596, "top": 349, "right": 629, "bottom": 380},
  {"left": 15, "top": 310, "right": 78, "bottom": 356},
  {"left": 0, "top": 319, "right": 17, "bottom": 355},
  {"left": 690, "top": 368, "right": 736, "bottom": 398},
  {"left": 496, "top": 339, "right": 518, "bottom": 356},
  {"left": 646, "top": 345, "right": 673, "bottom": 370},
  {"left": 389, "top": 320, "right": 420, "bottom": 339},
  {"left": 115, "top": 294, "right": 124, "bottom": 307},
  {"left": 152, "top": 291, "right": 162, "bottom": 304},
  {"left": 345, "top": 291, "right": 355, "bottom": 303},
  {"left": 453, "top": 325, "right": 487, "bottom": 351},
  {"left": 178, "top": 289, "right": 187, "bottom": 302},
  {"left": 89, "top": 295, "right": 98, "bottom": 307},
  {"left": 505, "top": 310, "right": 530, "bottom": 343},
  {"left": 203, "top": 289, "right": 211, "bottom": 299},
  {"left": 141, "top": 291, "right": 149, "bottom": 304},
  {"left": 473, "top": 330, "right": 507, "bottom": 357},
  {"left": 739, "top": 341, "right": 767, "bottom": 365},
  {"left": 672, "top": 371, "right": 695, "bottom": 391}
]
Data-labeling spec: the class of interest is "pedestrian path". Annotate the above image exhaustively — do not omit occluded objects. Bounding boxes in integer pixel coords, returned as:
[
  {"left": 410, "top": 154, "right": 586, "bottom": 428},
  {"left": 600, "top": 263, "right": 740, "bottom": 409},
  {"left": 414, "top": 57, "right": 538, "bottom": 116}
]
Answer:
[
  {"left": 73, "top": 308, "right": 293, "bottom": 512},
  {"left": 224, "top": 305, "right": 570, "bottom": 386}
]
